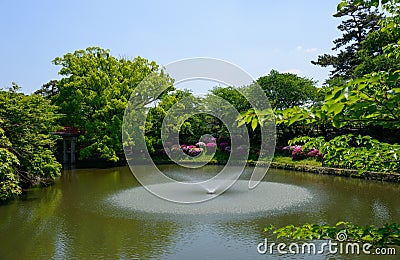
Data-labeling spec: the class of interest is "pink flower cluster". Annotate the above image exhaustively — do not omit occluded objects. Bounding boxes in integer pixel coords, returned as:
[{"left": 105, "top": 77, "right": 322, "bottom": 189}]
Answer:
[
  {"left": 180, "top": 144, "right": 203, "bottom": 157},
  {"left": 164, "top": 137, "right": 219, "bottom": 158},
  {"left": 282, "top": 145, "right": 322, "bottom": 160}
]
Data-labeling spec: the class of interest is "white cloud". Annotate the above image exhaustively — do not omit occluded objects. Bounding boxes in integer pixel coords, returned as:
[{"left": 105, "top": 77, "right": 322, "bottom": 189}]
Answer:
[{"left": 296, "top": 46, "right": 318, "bottom": 53}]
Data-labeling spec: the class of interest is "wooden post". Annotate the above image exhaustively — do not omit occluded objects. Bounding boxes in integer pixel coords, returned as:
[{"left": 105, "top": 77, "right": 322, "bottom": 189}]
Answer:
[
  {"left": 63, "top": 139, "right": 69, "bottom": 164},
  {"left": 71, "top": 137, "right": 76, "bottom": 164}
]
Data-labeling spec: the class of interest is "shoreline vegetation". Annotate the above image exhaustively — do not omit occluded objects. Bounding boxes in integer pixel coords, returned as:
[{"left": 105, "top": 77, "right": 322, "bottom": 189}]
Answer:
[
  {"left": 109, "top": 154, "right": 400, "bottom": 183},
  {"left": 2, "top": 0, "right": 399, "bottom": 252},
  {"left": 2, "top": 0, "right": 400, "bottom": 203}
]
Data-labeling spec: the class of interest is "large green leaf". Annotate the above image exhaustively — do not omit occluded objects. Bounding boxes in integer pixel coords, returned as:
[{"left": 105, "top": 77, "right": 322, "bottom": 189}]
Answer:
[
  {"left": 326, "top": 103, "right": 345, "bottom": 116},
  {"left": 251, "top": 118, "right": 258, "bottom": 131}
]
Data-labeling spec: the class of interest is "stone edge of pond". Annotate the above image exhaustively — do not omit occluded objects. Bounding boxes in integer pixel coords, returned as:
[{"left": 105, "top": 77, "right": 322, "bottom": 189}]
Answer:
[
  {"left": 266, "top": 162, "right": 400, "bottom": 183},
  {"left": 152, "top": 160, "right": 400, "bottom": 183}
]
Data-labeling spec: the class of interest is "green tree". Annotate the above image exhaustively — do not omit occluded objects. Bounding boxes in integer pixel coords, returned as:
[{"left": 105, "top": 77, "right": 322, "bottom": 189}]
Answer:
[
  {"left": 52, "top": 47, "right": 172, "bottom": 162},
  {"left": 275, "top": 70, "right": 400, "bottom": 136},
  {"left": 210, "top": 86, "right": 250, "bottom": 113},
  {"left": 312, "top": 1, "right": 384, "bottom": 79},
  {"left": 145, "top": 90, "right": 194, "bottom": 151},
  {"left": 34, "top": 79, "right": 59, "bottom": 98},
  {"left": 353, "top": 23, "right": 400, "bottom": 77},
  {"left": 0, "top": 124, "right": 21, "bottom": 200},
  {"left": 256, "top": 70, "right": 318, "bottom": 110},
  {"left": 0, "top": 86, "right": 61, "bottom": 201},
  {"left": 277, "top": 0, "right": 400, "bottom": 140},
  {"left": 234, "top": 71, "right": 315, "bottom": 144}
]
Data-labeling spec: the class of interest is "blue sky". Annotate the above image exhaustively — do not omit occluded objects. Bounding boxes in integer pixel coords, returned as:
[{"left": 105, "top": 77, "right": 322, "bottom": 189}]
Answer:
[{"left": 0, "top": 0, "right": 342, "bottom": 94}]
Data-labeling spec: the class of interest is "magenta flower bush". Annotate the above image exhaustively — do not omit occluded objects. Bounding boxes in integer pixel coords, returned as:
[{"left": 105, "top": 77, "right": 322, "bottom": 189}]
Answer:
[
  {"left": 161, "top": 135, "right": 250, "bottom": 159},
  {"left": 188, "top": 147, "right": 203, "bottom": 157},
  {"left": 180, "top": 144, "right": 189, "bottom": 154},
  {"left": 164, "top": 143, "right": 205, "bottom": 158},
  {"left": 281, "top": 145, "right": 322, "bottom": 160},
  {"left": 307, "top": 148, "right": 322, "bottom": 158},
  {"left": 291, "top": 145, "right": 305, "bottom": 159}
]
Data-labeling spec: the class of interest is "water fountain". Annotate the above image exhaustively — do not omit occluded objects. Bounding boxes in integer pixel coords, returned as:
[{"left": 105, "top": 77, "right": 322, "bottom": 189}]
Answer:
[
  {"left": 206, "top": 188, "right": 216, "bottom": 195},
  {"left": 105, "top": 166, "right": 314, "bottom": 218}
]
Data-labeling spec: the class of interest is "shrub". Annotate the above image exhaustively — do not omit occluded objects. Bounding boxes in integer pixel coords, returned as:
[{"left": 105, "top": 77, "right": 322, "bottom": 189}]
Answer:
[
  {"left": 188, "top": 147, "right": 203, "bottom": 157},
  {"left": 264, "top": 222, "right": 400, "bottom": 247},
  {"left": 289, "top": 134, "right": 400, "bottom": 173},
  {"left": 281, "top": 145, "right": 322, "bottom": 160}
]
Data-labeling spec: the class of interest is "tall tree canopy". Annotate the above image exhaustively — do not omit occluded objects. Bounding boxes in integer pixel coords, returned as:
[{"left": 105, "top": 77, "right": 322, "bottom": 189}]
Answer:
[
  {"left": 52, "top": 47, "right": 173, "bottom": 162},
  {"left": 256, "top": 70, "right": 318, "bottom": 110},
  {"left": 211, "top": 86, "right": 251, "bottom": 113},
  {"left": 312, "top": 0, "right": 384, "bottom": 79},
  {"left": 34, "top": 80, "right": 58, "bottom": 98},
  {"left": 0, "top": 86, "right": 61, "bottom": 201}
]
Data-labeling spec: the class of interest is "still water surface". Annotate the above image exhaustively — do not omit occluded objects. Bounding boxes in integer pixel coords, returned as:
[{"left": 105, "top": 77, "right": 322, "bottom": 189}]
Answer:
[{"left": 0, "top": 165, "right": 399, "bottom": 259}]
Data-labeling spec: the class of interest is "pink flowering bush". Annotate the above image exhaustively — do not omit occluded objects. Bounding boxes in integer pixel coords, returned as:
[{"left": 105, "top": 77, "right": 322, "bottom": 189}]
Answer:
[
  {"left": 188, "top": 147, "right": 203, "bottom": 157},
  {"left": 281, "top": 145, "right": 322, "bottom": 160},
  {"left": 164, "top": 143, "right": 205, "bottom": 158},
  {"left": 307, "top": 148, "right": 322, "bottom": 158}
]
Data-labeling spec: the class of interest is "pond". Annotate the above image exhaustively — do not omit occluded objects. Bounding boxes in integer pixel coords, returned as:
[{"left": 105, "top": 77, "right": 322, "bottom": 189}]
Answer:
[{"left": 0, "top": 165, "right": 399, "bottom": 259}]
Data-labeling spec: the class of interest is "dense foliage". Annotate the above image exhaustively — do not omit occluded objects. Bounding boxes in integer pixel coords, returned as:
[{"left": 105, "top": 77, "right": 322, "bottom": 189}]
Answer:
[
  {"left": 211, "top": 86, "right": 250, "bottom": 112},
  {"left": 289, "top": 134, "right": 400, "bottom": 173},
  {"left": 0, "top": 124, "right": 21, "bottom": 200},
  {"left": 233, "top": 71, "right": 317, "bottom": 145},
  {"left": 145, "top": 90, "right": 198, "bottom": 153},
  {"left": 269, "top": 0, "right": 400, "bottom": 173},
  {"left": 51, "top": 47, "right": 173, "bottom": 162},
  {"left": 256, "top": 70, "right": 318, "bottom": 110},
  {"left": 0, "top": 86, "right": 61, "bottom": 201},
  {"left": 264, "top": 222, "right": 400, "bottom": 247},
  {"left": 3, "top": 0, "right": 400, "bottom": 202}
]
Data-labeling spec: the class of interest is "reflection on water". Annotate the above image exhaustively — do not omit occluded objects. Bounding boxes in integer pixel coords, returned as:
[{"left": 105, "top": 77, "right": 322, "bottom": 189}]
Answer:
[{"left": 0, "top": 165, "right": 399, "bottom": 259}]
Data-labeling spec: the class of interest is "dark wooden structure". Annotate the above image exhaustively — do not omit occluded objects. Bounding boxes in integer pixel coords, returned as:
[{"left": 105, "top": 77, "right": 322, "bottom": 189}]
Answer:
[{"left": 53, "top": 127, "right": 81, "bottom": 165}]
